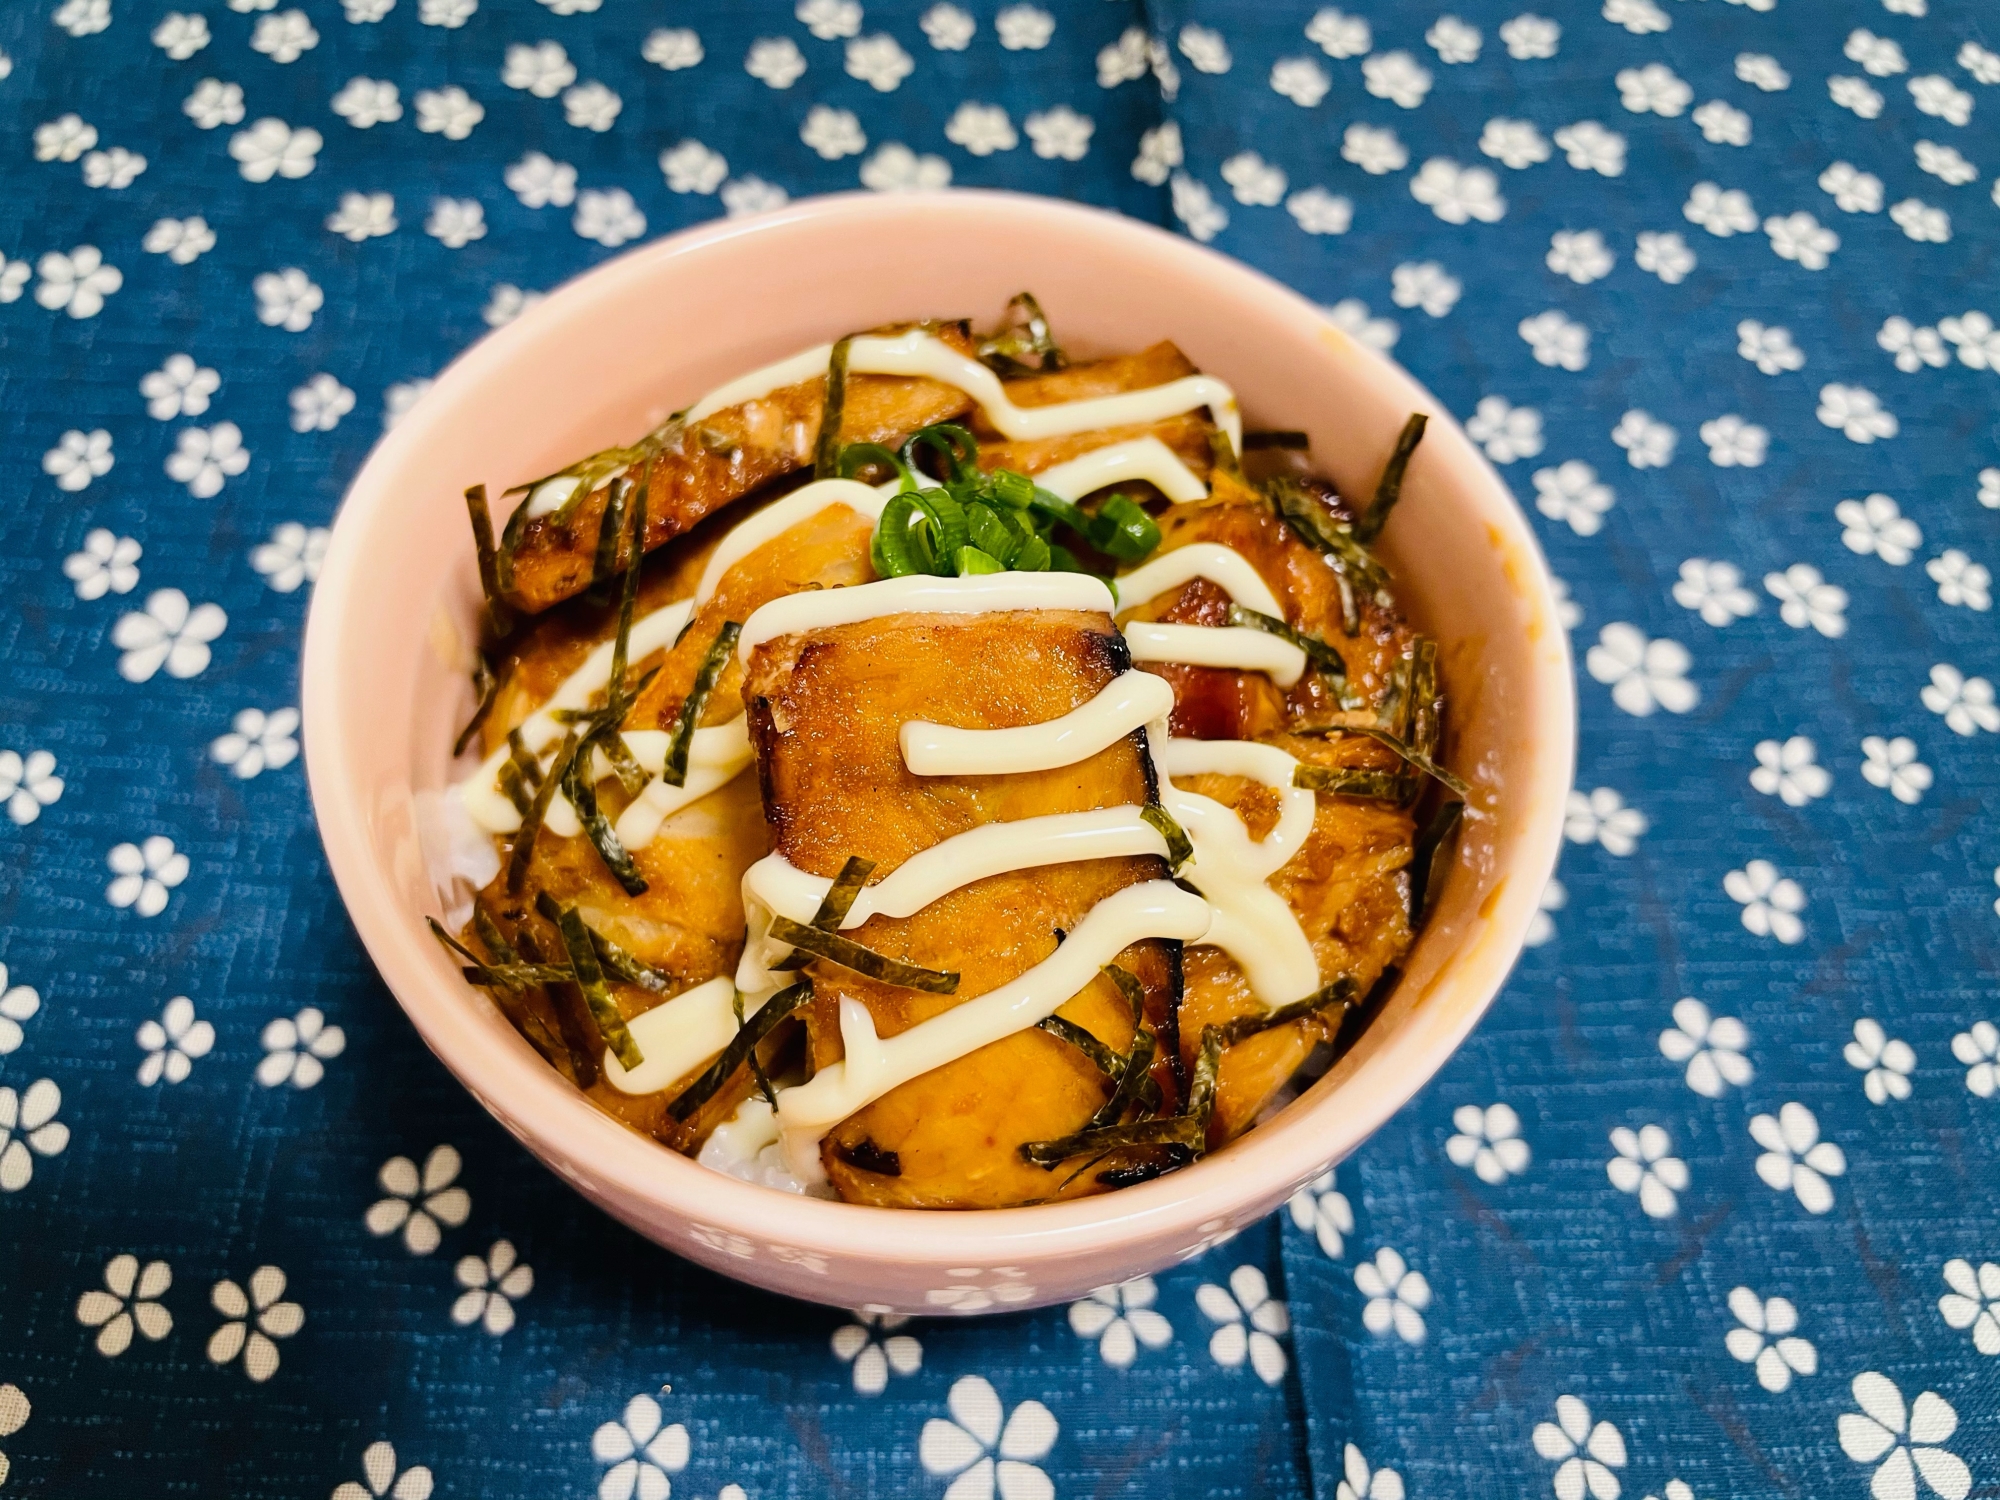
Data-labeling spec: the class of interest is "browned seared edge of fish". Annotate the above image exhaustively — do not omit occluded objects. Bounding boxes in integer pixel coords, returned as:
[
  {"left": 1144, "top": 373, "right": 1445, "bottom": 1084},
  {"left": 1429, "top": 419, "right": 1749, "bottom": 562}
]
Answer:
[
  {"left": 1119, "top": 467, "right": 1422, "bottom": 1146},
  {"left": 744, "top": 610, "right": 1182, "bottom": 1209},
  {"left": 495, "top": 324, "right": 982, "bottom": 616}
]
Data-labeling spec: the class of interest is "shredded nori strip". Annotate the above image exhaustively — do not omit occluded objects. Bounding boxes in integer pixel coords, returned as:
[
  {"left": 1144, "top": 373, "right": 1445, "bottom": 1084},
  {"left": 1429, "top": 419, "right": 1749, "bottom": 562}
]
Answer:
[
  {"left": 1225, "top": 603, "right": 1348, "bottom": 678},
  {"left": 1241, "top": 430, "right": 1310, "bottom": 451},
  {"left": 1208, "top": 427, "right": 1244, "bottom": 483},
  {"left": 586, "top": 927, "right": 679, "bottom": 995},
  {"left": 766, "top": 915, "right": 960, "bottom": 993},
  {"left": 516, "top": 922, "right": 599, "bottom": 1088},
  {"left": 1292, "top": 764, "right": 1405, "bottom": 800},
  {"left": 1102, "top": 963, "right": 1145, "bottom": 1027},
  {"left": 1317, "top": 724, "right": 1470, "bottom": 798},
  {"left": 1211, "top": 975, "right": 1358, "bottom": 1049},
  {"left": 561, "top": 751, "right": 648, "bottom": 896},
  {"left": 591, "top": 475, "right": 632, "bottom": 587},
  {"left": 606, "top": 476, "right": 650, "bottom": 710},
  {"left": 1405, "top": 637, "right": 1443, "bottom": 763},
  {"left": 1020, "top": 1026, "right": 1219, "bottom": 1164},
  {"left": 1085, "top": 1024, "right": 1159, "bottom": 1131},
  {"left": 428, "top": 917, "right": 575, "bottom": 1073},
  {"left": 1035, "top": 1014, "right": 1127, "bottom": 1078},
  {"left": 453, "top": 653, "right": 500, "bottom": 759},
  {"left": 975, "top": 291, "right": 1067, "bottom": 376},
  {"left": 832, "top": 1138, "right": 903, "bottom": 1176},
  {"left": 667, "top": 980, "right": 810, "bottom": 1121},
  {"left": 496, "top": 728, "right": 543, "bottom": 815},
  {"left": 813, "top": 336, "right": 853, "bottom": 479},
  {"left": 1355, "top": 413, "right": 1428, "bottom": 545},
  {"left": 457, "top": 961, "right": 579, "bottom": 987},
  {"left": 734, "top": 988, "right": 779, "bottom": 1107},
  {"left": 1264, "top": 475, "right": 1388, "bottom": 635},
  {"left": 538, "top": 894, "right": 644, "bottom": 1069},
  {"left": 505, "top": 729, "right": 580, "bottom": 893},
  {"left": 1407, "top": 799, "right": 1465, "bottom": 927},
  {"left": 662, "top": 621, "right": 741, "bottom": 788},
  {"left": 811, "top": 856, "right": 876, "bottom": 929},
  {"left": 1140, "top": 803, "right": 1193, "bottom": 874},
  {"left": 464, "top": 484, "right": 513, "bottom": 637}
]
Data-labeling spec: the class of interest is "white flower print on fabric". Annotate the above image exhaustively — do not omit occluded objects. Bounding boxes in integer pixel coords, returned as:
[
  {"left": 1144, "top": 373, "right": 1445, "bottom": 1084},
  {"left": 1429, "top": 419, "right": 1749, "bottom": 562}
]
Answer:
[
  {"left": 112, "top": 590, "right": 227, "bottom": 682},
  {"left": 1532, "top": 1396, "right": 1627, "bottom": 1500},
  {"left": 1603, "top": 0, "right": 1668, "bottom": 35},
  {"left": 1520, "top": 311, "right": 1589, "bottom": 371},
  {"left": 1480, "top": 119, "right": 1551, "bottom": 170},
  {"left": 414, "top": 86, "right": 482, "bottom": 140},
  {"left": 81, "top": 147, "right": 147, "bottom": 189},
  {"left": 1846, "top": 1019, "right": 1916, "bottom": 1104},
  {"left": 1861, "top": 736, "right": 1932, "bottom": 804},
  {"left": 1817, "top": 384, "right": 1898, "bottom": 443},
  {"left": 1911, "top": 75, "right": 1973, "bottom": 127},
  {"left": 1699, "top": 415, "right": 1768, "bottom": 468},
  {"left": 76, "top": 1256, "right": 173, "bottom": 1357},
  {"left": 574, "top": 189, "right": 645, "bottom": 247},
  {"left": 799, "top": 105, "right": 866, "bottom": 161},
  {"left": 1890, "top": 199, "right": 1951, "bottom": 244},
  {"left": 332, "top": 1442, "right": 434, "bottom": 1500},
  {"left": 1130, "top": 121, "right": 1182, "bottom": 185},
  {"left": 1178, "top": 24, "right": 1231, "bottom": 76},
  {"left": 1096, "top": 26, "right": 1146, "bottom": 86},
  {"left": 832, "top": 1308, "right": 922, "bottom": 1392},
  {"left": 185, "top": 79, "right": 246, "bottom": 131},
  {"left": 136, "top": 995, "right": 214, "bottom": 1085},
  {"left": 1393, "top": 261, "right": 1461, "bottom": 317},
  {"left": 1607, "top": 1124, "right": 1686, "bottom": 1217},
  {"left": 1693, "top": 101, "right": 1751, "bottom": 146},
  {"left": 145, "top": 216, "right": 216, "bottom": 264},
  {"left": 345, "top": 0, "right": 394, "bottom": 19},
  {"left": 1270, "top": 57, "right": 1330, "bottom": 108},
  {"left": 331, "top": 78, "right": 402, "bottom": 131},
  {"left": 0, "top": 1079, "right": 66, "bottom": 1192},
  {"left": 1916, "top": 142, "right": 1978, "bottom": 188},
  {"left": 1684, "top": 182, "right": 1756, "bottom": 237},
  {"left": 1837, "top": 494, "right": 1920, "bottom": 565},
  {"left": 420, "top": 0, "right": 477, "bottom": 28},
  {"left": 1618, "top": 63, "right": 1691, "bottom": 118},
  {"left": 845, "top": 34, "right": 913, "bottom": 92},
  {"left": 1363, "top": 52, "right": 1433, "bottom": 109},
  {"left": 1750, "top": 1103, "right": 1844, "bottom": 1212},
  {"left": 1344, "top": 125, "right": 1408, "bottom": 176},
  {"left": 642, "top": 27, "right": 702, "bottom": 69},
  {"left": 1288, "top": 188, "right": 1352, "bottom": 236},
  {"left": 1500, "top": 14, "right": 1559, "bottom": 60},
  {"left": 1428, "top": 16, "right": 1480, "bottom": 64},
  {"left": 289, "top": 373, "right": 355, "bottom": 433},
  {"left": 250, "top": 9, "right": 317, "bottom": 62},
  {"left": 920, "top": 1376, "right": 1057, "bottom": 1500},
  {"left": 1221, "top": 152, "right": 1285, "bottom": 207},
  {"left": 947, "top": 103, "right": 1016, "bottom": 157},
  {"left": 1765, "top": 212, "right": 1837, "bottom": 270},
  {"left": 385, "top": 383, "right": 431, "bottom": 430},
  {"left": 1845, "top": 28, "right": 1905, "bottom": 76},
  {"left": 1527, "top": 874, "right": 1565, "bottom": 946},
  {"left": 1820, "top": 161, "right": 1884, "bottom": 214},
  {"left": 53, "top": 0, "right": 110, "bottom": 36},
  {"left": 1068, "top": 1277, "right": 1171, "bottom": 1368},
  {"left": 1547, "top": 229, "right": 1612, "bottom": 283},
  {"left": 1725, "top": 1288, "right": 1816, "bottom": 1392},
  {"left": 721, "top": 178, "right": 789, "bottom": 219},
  {"left": 1554, "top": 121, "right": 1626, "bottom": 177},
  {"left": 1880, "top": 318, "right": 1949, "bottom": 373},
  {"left": 861, "top": 143, "right": 950, "bottom": 192},
  {"left": 1324, "top": 299, "right": 1396, "bottom": 350},
  {"left": 1566, "top": 788, "right": 1647, "bottom": 855},
  {"left": 1952, "top": 1021, "right": 2000, "bottom": 1096},
  {"left": 1287, "top": 1167, "right": 1355, "bottom": 1256},
  {"left": 254, "top": 268, "right": 323, "bottom": 331},
  {"left": 1838, "top": 1374, "right": 1970, "bottom": 1500},
  {"left": 165, "top": 423, "right": 250, "bottom": 498},
  {"left": 502, "top": 41, "right": 573, "bottom": 98},
  {"left": 921, "top": 5, "right": 973, "bottom": 51},
  {"left": 1764, "top": 565, "right": 1847, "bottom": 637},
  {"left": 1673, "top": 559, "right": 1756, "bottom": 627},
  {"left": 251, "top": 522, "right": 328, "bottom": 592},
  {"left": 1983, "top": 470, "right": 2000, "bottom": 511},
  {"left": 1635, "top": 231, "right": 1694, "bottom": 284},
  {"left": 366, "top": 1146, "right": 471, "bottom": 1255},
  {"left": 1751, "top": 736, "right": 1830, "bottom": 805},
  {"left": 153, "top": 12, "right": 211, "bottom": 56},
  {"left": 1939, "top": 1261, "right": 2000, "bottom": 1354},
  {"left": 1024, "top": 108, "right": 1091, "bottom": 163},
  {"left": 141, "top": 354, "right": 219, "bottom": 421},
  {"left": 1940, "top": 312, "right": 2000, "bottom": 369},
  {"left": 660, "top": 141, "right": 727, "bottom": 194},
  {"left": 326, "top": 191, "right": 397, "bottom": 242},
  {"left": 36, "top": 246, "right": 122, "bottom": 319},
  {"left": 207, "top": 1267, "right": 303, "bottom": 1382},
  {"left": 1307, "top": 8, "right": 1370, "bottom": 60},
  {"left": 1170, "top": 174, "right": 1227, "bottom": 242},
  {"left": 795, "top": 0, "right": 859, "bottom": 41},
  {"left": 452, "top": 1240, "right": 532, "bottom": 1334},
  {"left": 746, "top": 36, "right": 807, "bottom": 89},
  {"left": 1659, "top": 999, "right": 1752, "bottom": 1097},
  {"left": 1197, "top": 1265, "right": 1289, "bottom": 1384},
  {"left": 562, "top": 81, "right": 621, "bottom": 132},
  {"left": 1737, "top": 52, "right": 1788, "bottom": 91},
  {"left": 0, "top": 967, "right": 40, "bottom": 1055},
  {"left": 1447, "top": 1103, "right": 1531, "bottom": 1183},
  {"left": 1337, "top": 1446, "right": 1406, "bottom": 1500},
  {"left": 507, "top": 152, "right": 576, "bottom": 209},
  {"left": 1355, "top": 1249, "right": 1431, "bottom": 1343},
  {"left": 995, "top": 5, "right": 1052, "bottom": 50},
  {"left": 1533, "top": 461, "right": 1614, "bottom": 535},
  {"left": 1829, "top": 75, "right": 1886, "bottom": 120},
  {"left": 1961, "top": 40, "right": 2000, "bottom": 84},
  {"left": 105, "top": 837, "right": 189, "bottom": 917},
  {"left": 1928, "top": 551, "right": 1993, "bottom": 612},
  {"left": 34, "top": 113, "right": 97, "bottom": 163},
  {"left": 1738, "top": 320, "right": 1804, "bottom": 375},
  {"left": 1612, "top": 410, "right": 1676, "bottom": 469},
  {"left": 1552, "top": 578, "right": 1581, "bottom": 631},
  {"left": 1726, "top": 860, "right": 1806, "bottom": 944},
  {"left": 43, "top": 428, "right": 113, "bottom": 492},
  {"left": 1467, "top": 396, "right": 1544, "bottom": 464},
  {"left": 228, "top": 119, "right": 321, "bottom": 182},
  {"left": 1922, "top": 665, "right": 1999, "bottom": 737},
  {"left": 258, "top": 1008, "right": 346, "bottom": 1089},
  {"left": 211, "top": 707, "right": 300, "bottom": 780}
]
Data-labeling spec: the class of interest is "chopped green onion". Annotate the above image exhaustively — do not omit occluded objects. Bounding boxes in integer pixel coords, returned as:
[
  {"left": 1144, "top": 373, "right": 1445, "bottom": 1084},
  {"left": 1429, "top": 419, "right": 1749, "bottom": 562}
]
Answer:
[
  {"left": 963, "top": 503, "right": 1022, "bottom": 565},
  {"left": 989, "top": 468, "right": 1036, "bottom": 508},
  {"left": 871, "top": 493, "right": 931, "bottom": 578},
  {"left": 956, "top": 546, "right": 1005, "bottom": 574},
  {"left": 900, "top": 423, "right": 978, "bottom": 485},
  {"left": 813, "top": 336, "right": 852, "bottom": 480},
  {"left": 667, "top": 980, "right": 809, "bottom": 1120},
  {"left": 1086, "top": 493, "right": 1162, "bottom": 563},
  {"left": 1355, "top": 413, "right": 1428, "bottom": 545},
  {"left": 662, "top": 621, "right": 741, "bottom": 789},
  {"left": 766, "top": 914, "right": 960, "bottom": 993},
  {"left": 1140, "top": 803, "right": 1193, "bottom": 873}
]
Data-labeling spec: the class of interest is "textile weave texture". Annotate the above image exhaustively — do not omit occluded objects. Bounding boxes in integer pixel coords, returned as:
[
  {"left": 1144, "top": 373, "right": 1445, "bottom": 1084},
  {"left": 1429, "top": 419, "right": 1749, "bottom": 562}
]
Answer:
[{"left": 1, "top": 0, "right": 1997, "bottom": 1496}]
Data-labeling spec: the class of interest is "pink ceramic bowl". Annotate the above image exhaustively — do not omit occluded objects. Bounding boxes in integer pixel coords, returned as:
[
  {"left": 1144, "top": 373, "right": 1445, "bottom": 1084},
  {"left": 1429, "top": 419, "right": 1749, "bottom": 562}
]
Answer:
[{"left": 303, "top": 190, "right": 1573, "bottom": 1314}]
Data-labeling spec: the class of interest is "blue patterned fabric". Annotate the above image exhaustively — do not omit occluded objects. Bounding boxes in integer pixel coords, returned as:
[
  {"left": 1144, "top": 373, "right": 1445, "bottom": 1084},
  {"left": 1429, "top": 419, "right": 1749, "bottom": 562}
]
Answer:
[{"left": 2, "top": 0, "right": 1997, "bottom": 1495}]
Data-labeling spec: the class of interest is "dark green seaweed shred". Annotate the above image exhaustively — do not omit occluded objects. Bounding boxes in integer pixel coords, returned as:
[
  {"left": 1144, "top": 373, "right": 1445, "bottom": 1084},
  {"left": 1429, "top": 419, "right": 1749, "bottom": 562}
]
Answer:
[
  {"left": 831, "top": 1138, "right": 902, "bottom": 1176},
  {"left": 734, "top": 987, "right": 779, "bottom": 1107},
  {"left": 813, "top": 336, "right": 853, "bottom": 480},
  {"left": 1407, "top": 799, "right": 1465, "bottom": 927},
  {"left": 430, "top": 915, "right": 574, "bottom": 1073},
  {"left": 1035, "top": 1014, "right": 1128, "bottom": 1079},
  {"left": 1102, "top": 963, "right": 1145, "bottom": 1027},
  {"left": 464, "top": 484, "right": 513, "bottom": 636},
  {"left": 590, "top": 475, "right": 632, "bottom": 591},
  {"left": 505, "top": 729, "right": 580, "bottom": 894},
  {"left": 453, "top": 652, "right": 500, "bottom": 760},
  {"left": 667, "top": 980, "right": 810, "bottom": 1121},
  {"left": 1291, "top": 764, "right": 1406, "bottom": 800},
  {"left": 1211, "top": 974, "right": 1358, "bottom": 1049},
  {"left": 1020, "top": 1025, "right": 1217, "bottom": 1165},
  {"left": 1208, "top": 427, "right": 1244, "bottom": 484},
  {"left": 539, "top": 894, "right": 644, "bottom": 1069},
  {"left": 1085, "top": 1023, "right": 1159, "bottom": 1131},
  {"left": 1318, "top": 724, "right": 1470, "bottom": 798},
  {"left": 1264, "top": 475, "right": 1388, "bottom": 635},
  {"left": 662, "top": 621, "right": 741, "bottom": 788},
  {"left": 561, "top": 751, "right": 649, "bottom": 896},
  {"left": 496, "top": 728, "right": 543, "bottom": 815},
  {"left": 1225, "top": 603, "right": 1348, "bottom": 679},
  {"left": 1139, "top": 804, "right": 1193, "bottom": 874},
  {"left": 1355, "top": 413, "right": 1428, "bottom": 545},
  {"left": 586, "top": 926, "right": 680, "bottom": 995},
  {"left": 457, "top": 961, "right": 581, "bottom": 987},
  {"left": 1241, "top": 431, "right": 1310, "bottom": 451},
  {"left": 766, "top": 914, "right": 960, "bottom": 993},
  {"left": 975, "top": 292, "right": 1067, "bottom": 377},
  {"left": 514, "top": 922, "right": 599, "bottom": 1088},
  {"left": 606, "top": 475, "right": 650, "bottom": 710},
  {"left": 812, "top": 856, "right": 877, "bottom": 929}
]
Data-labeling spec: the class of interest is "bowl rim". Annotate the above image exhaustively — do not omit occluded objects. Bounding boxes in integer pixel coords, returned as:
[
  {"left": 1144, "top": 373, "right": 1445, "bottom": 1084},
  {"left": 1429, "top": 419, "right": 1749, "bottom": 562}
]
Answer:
[{"left": 303, "top": 187, "right": 1575, "bottom": 1268}]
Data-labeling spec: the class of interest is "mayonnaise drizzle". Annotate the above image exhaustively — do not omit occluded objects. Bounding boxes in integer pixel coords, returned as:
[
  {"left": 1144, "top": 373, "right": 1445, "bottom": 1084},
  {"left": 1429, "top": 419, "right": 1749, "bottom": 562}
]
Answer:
[
  {"left": 901, "top": 670, "right": 1175, "bottom": 777},
  {"left": 601, "top": 976, "right": 741, "bottom": 1095},
  {"left": 736, "top": 570, "right": 1114, "bottom": 659},
  {"left": 1032, "top": 436, "right": 1209, "bottom": 505},
  {"left": 691, "top": 479, "right": 890, "bottom": 605},
  {"left": 1114, "top": 542, "right": 1283, "bottom": 618},
  {"left": 1122, "top": 621, "right": 1307, "bottom": 689},
  {"left": 771, "top": 879, "right": 1214, "bottom": 1182}
]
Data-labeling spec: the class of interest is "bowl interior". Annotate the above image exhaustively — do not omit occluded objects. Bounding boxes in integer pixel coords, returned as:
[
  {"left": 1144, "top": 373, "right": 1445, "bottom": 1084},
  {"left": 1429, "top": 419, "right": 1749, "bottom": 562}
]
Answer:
[{"left": 304, "top": 190, "right": 1573, "bottom": 1311}]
